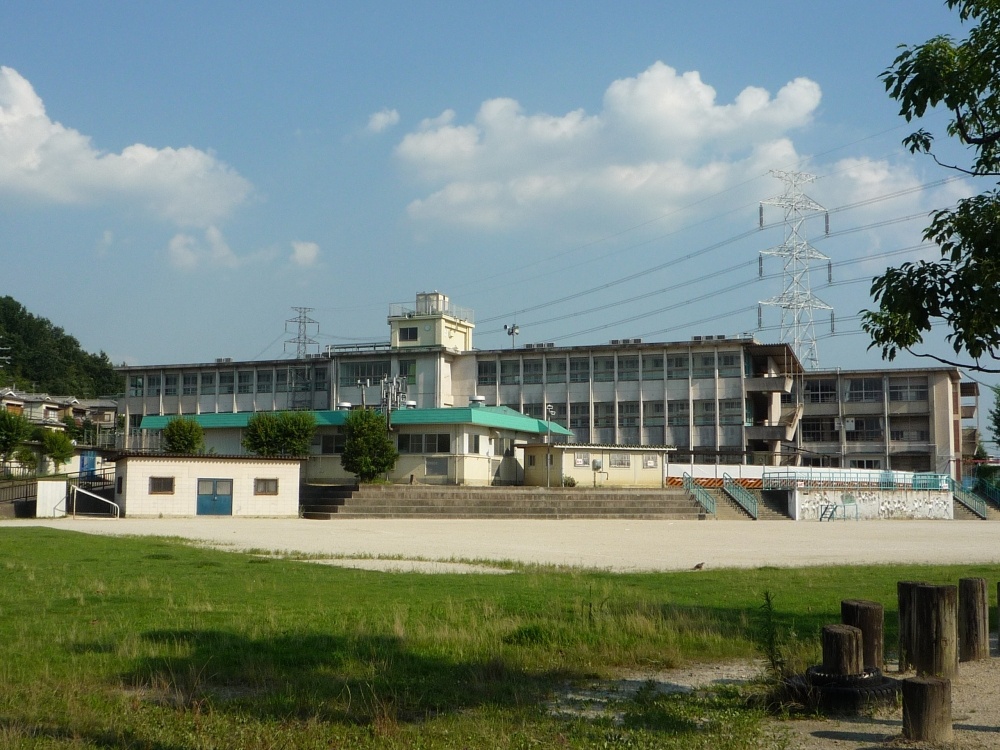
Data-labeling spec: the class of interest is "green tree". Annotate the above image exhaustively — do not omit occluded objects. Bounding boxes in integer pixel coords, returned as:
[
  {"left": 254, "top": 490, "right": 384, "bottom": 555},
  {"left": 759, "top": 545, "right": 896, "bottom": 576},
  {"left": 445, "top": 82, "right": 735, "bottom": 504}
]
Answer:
[
  {"left": 162, "top": 417, "right": 205, "bottom": 454},
  {"left": 13, "top": 445, "right": 37, "bottom": 474},
  {"left": 0, "top": 410, "right": 31, "bottom": 461},
  {"left": 242, "top": 411, "right": 316, "bottom": 457},
  {"left": 341, "top": 409, "right": 398, "bottom": 482},
  {"left": 41, "top": 430, "right": 74, "bottom": 473},
  {"left": 862, "top": 1, "right": 1000, "bottom": 371}
]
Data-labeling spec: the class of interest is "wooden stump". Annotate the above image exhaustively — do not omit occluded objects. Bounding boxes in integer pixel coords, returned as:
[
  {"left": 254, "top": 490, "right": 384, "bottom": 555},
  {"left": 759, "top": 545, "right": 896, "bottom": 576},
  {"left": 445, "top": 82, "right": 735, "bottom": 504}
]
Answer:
[
  {"left": 902, "top": 676, "right": 952, "bottom": 743},
  {"left": 913, "top": 584, "right": 958, "bottom": 678},
  {"left": 897, "top": 580, "right": 924, "bottom": 672},
  {"left": 841, "top": 599, "right": 883, "bottom": 670},
  {"left": 822, "top": 623, "right": 863, "bottom": 676},
  {"left": 958, "top": 577, "right": 989, "bottom": 662}
]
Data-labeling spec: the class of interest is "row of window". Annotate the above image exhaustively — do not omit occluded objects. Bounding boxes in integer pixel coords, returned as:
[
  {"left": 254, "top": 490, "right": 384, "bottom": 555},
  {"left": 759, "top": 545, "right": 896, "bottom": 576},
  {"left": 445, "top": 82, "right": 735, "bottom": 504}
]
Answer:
[
  {"left": 521, "top": 399, "right": 748, "bottom": 428},
  {"left": 803, "top": 377, "right": 929, "bottom": 404},
  {"left": 338, "top": 360, "right": 416, "bottom": 387},
  {"left": 148, "top": 477, "right": 278, "bottom": 495},
  {"left": 476, "top": 352, "right": 743, "bottom": 386},
  {"left": 130, "top": 369, "right": 327, "bottom": 397},
  {"left": 801, "top": 416, "right": 931, "bottom": 443}
]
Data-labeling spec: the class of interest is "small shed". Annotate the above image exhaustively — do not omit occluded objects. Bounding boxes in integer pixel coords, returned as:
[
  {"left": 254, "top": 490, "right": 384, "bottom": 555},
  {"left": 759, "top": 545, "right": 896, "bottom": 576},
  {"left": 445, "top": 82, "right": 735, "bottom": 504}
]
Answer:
[
  {"left": 523, "top": 443, "right": 676, "bottom": 488},
  {"left": 113, "top": 453, "right": 301, "bottom": 517}
]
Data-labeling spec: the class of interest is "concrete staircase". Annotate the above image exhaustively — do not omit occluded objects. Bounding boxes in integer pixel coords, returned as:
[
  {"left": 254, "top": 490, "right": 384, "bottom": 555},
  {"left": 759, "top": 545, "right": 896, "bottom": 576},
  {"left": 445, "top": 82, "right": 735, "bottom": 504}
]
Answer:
[
  {"left": 300, "top": 484, "right": 708, "bottom": 520},
  {"left": 709, "top": 487, "right": 791, "bottom": 520}
]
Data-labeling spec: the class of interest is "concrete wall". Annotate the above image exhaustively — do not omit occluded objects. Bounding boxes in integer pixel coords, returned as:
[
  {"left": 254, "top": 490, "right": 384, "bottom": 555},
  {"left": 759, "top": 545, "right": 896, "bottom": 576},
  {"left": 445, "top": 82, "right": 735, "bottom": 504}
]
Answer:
[
  {"left": 792, "top": 488, "right": 953, "bottom": 521},
  {"left": 116, "top": 456, "right": 300, "bottom": 517},
  {"left": 36, "top": 480, "right": 67, "bottom": 518}
]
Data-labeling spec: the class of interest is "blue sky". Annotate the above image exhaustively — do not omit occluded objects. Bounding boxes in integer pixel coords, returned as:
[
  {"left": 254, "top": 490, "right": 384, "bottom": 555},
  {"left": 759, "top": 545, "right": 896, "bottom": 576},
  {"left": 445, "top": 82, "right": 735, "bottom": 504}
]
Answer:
[{"left": 1, "top": 1, "right": 989, "bottom": 393}]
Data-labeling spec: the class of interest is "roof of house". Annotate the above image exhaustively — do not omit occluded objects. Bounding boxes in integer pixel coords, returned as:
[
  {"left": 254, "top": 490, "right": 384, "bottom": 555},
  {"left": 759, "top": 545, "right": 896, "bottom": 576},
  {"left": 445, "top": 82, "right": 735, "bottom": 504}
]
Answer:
[{"left": 139, "top": 405, "right": 574, "bottom": 436}]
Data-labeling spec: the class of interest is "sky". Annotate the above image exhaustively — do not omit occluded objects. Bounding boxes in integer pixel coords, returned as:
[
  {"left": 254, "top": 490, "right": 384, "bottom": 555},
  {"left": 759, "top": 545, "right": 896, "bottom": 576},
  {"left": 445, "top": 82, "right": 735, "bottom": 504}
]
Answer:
[{"left": 1, "top": 1, "right": 993, "bottom": 411}]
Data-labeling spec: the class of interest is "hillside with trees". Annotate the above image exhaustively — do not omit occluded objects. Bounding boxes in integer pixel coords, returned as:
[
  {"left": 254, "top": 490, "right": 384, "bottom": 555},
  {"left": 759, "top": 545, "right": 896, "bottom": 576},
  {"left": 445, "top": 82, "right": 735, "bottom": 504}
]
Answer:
[{"left": 0, "top": 296, "right": 122, "bottom": 397}]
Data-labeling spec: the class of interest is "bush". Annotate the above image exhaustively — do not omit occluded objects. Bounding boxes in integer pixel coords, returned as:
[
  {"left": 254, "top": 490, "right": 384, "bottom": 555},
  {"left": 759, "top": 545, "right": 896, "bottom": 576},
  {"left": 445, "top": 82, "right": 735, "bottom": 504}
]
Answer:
[
  {"left": 242, "top": 411, "right": 316, "bottom": 457},
  {"left": 162, "top": 417, "right": 205, "bottom": 454},
  {"left": 341, "top": 409, "right": 398, "bottom": 482}
]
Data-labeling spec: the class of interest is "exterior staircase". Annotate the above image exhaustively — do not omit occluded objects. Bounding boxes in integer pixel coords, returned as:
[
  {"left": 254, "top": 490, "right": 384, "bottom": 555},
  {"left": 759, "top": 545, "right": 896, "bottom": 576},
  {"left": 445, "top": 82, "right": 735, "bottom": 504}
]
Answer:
[{"left": 300, "top": 484, "right": 708, "bottom": 520}]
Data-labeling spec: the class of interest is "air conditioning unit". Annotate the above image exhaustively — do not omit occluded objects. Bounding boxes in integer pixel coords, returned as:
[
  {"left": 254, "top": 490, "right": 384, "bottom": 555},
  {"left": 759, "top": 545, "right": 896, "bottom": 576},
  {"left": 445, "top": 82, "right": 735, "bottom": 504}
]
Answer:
[
  {"left": 524, "top": 343, "right": 535, "bottom": 350},
  {"left": 692, "top": 336, "right": 703, "bottom": 342},
  {"left": 630, "top": 338, "right": 642, "bottom": 344},
  {"left": 215, "top": 357, "right": 233, "bottom": 364},
  {"left": 610, "top": 339, "right": 621, "bottom": 345},
  {"left": 545, "top": 342, "right": 555, "bottom": 348}
]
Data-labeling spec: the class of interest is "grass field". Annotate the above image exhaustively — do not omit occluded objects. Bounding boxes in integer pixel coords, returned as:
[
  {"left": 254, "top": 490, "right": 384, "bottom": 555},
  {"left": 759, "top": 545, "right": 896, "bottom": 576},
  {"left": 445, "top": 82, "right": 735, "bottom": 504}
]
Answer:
[{"left": 1, "top": 527, "right": 997, "bottom": 749}]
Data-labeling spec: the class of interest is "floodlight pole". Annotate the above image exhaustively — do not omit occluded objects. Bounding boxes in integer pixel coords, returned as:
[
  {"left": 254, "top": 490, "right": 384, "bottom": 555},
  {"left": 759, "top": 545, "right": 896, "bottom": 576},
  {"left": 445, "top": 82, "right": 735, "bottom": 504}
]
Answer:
[{"left": 545, "top": 403, "right": 555, "bottom": 487}]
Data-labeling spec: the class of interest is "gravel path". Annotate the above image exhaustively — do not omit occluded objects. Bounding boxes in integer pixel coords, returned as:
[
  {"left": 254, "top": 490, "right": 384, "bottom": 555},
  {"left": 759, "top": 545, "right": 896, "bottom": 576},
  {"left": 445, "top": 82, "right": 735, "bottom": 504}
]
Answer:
[{"left": 7, "top": 516, "right": 1000, "bottom": 571}]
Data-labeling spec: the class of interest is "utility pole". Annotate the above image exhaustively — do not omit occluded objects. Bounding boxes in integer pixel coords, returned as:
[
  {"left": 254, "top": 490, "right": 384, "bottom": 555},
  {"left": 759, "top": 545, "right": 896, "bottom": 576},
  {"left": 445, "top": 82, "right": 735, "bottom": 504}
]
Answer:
[
  {"left": 503, "top": 323, "right": 519, "bottom": 349},
  {"left": 758, "top": 170, "right": 832, "bottom": 369}
]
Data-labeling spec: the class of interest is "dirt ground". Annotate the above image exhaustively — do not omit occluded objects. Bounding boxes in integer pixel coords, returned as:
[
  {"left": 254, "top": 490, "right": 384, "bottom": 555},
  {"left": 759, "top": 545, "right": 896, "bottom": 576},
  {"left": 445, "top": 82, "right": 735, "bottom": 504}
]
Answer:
[{"left": 565, "top": 659, "right": 1000, "bottom": 749}]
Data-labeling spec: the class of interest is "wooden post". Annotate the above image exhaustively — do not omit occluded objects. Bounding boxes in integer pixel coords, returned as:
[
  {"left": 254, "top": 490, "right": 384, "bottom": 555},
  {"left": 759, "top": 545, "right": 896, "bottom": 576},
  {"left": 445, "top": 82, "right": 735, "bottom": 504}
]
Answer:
[
  {"left": 897, "top": 580, "right": 924, "bottom": 672},
  {"left": 822, "top": 623, "right": 863, "bottom": 676},
  {"left": 913, "top": 584, "right": 958, "bottom": 678},
  {"left": 841, "top": 599, "right": 883, "bottom": 671},
  {"left": 902, "top": 676, "right": 952, "bottom": 743},
  {"left": 958, "top": 577, "right": 989, "bottom": 662}
]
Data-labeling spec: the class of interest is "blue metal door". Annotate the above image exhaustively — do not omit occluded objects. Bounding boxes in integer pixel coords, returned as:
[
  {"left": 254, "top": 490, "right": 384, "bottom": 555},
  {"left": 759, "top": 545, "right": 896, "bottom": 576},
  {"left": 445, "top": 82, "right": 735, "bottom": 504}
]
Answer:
[{"left": 197, "top": 478, "right": 233, "bottom": 515}]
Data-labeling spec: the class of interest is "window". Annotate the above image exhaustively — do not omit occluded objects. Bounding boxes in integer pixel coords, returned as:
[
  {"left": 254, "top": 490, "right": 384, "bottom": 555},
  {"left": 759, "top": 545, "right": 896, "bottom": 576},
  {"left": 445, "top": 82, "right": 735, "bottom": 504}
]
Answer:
[
  {"left": 844, "top": 416, "right": 883, "bottom": 442},
  {"left": 219, "top": 372, "right": 235, "bottom": 395},
  {"left": 528, "top": 454, "right": 536, "bottom": 467},
  {"left": 643, "top": 454, "right": 658, "bottom": 469},
  {"left": 594, "top": 402, "right": 615, "bottom": 428},
  {"left": 642, "top": 355, "right": 664, "bottom": 380},
  {"left": 692, "top": 353, "right": 715, "bottom": 379},
  {"left": 667, "top": 401, "right": 689, "bottom": 426},
  {"left": 425, "top": 457, "right": 448, "bottom": 475},
  {"left": 182, "top": 374, "right": 198, "bottom": 396},
  {"left": 290, "top": 367, "right": 311, "bottom": 392},
  {"left": 570, "top": 402, "right": 590, "bottom": 428},
  {"left": 500, "top": 360, "right": 520, "bottom": 385},
  {"left": 399, "top": 326, "right": 418, "bottom": 342},
  {"left": 149, "top": 477, "right": 174, "bottom": 494},
  {"left": 801, "top": 417, "right": 837, "bottom": 442},
  {"left": 609, "top": 454, "right": 630, "bottom": 469},
  {"left": 321, "top": 433, "right": 345, "bottom": 454},
  {"left": 398, "top": 433, "right": 451, "bottom": 453},
  {"left": 147, "top": 375, "right": 161, "bottom": 397},
  {"left": 569, "top": 357, "right": 590, "bottom": 383},
  {"left": 845, "top": 377, "right": 883, "bottom": 403},
  {"left": 275, "top": 370, "right": 288, "bottom": 393},
  {"left": 593, "top": 356, "right": 615, "bottom": 382},
  {"left": 693, "top": 400, "right": 715, "bottom": 426},
  {"left": 163, "top": 375, "right": 178, "bottom": 396},
  {"left": 238, "top": 371, "right": 254, "bottom": 394},
  {"left": 398, "top": 359, "right": 416, "bottom": 386},
  {"left": 523, "top": 359, "right": 543, "bottom": 384},
  {"left": 546, "top": 358, "right": 567, "bottom": 383},
  {"left": 522, "top": 403, "right": 543, "bottom": 418},
  {"left": 849, "top": 459, "right": 882, "bottom": 470},
  {"left": 618, "top": 356, "right": 639, "bottom": 381},
  {"left": 643, "top": 400, "right": 665, "bottom": 426},
  {"left": 340, "top": 360, "right": 391, "bottom": 387},
  {"left": 574, "top": 451, "right": 590, "bottom": 468},
  {"left": 618, "top": 401, "right": 640, "bottom": 427},
  {"left": 719, "top": 399, "right": 744, "bottom": 425},
  {"left": 889, "top": 377, "right": 928, "bottom": 402},
  {"left": 129, "top": 376, "right": 144, "bottom": 397},
  {"left": 804, "top": 379, "right": 837, "bottom": 403},
  {"left": 197, "top": 372, "right": 215, "bottom": 396},
  {"left": 469, "top": 434, "right": 480, "bottom": 454},
  {"left": 717, "top": 351, "right": 741, "bottom": 378},
  {"left": 890, "top": 416, "right": 930, "bottom": 442},
  {"left": 257, "top": 371, "right": 273, "bottom": 393},
  {"left": 666, "top": 355, "right": 689, "bottom": 380},
  {"left": 477, "top": 360, "right": 497, "bottom": 386},
  {"left": 254, "top": 478, "right": 278, "bottom": 495}
]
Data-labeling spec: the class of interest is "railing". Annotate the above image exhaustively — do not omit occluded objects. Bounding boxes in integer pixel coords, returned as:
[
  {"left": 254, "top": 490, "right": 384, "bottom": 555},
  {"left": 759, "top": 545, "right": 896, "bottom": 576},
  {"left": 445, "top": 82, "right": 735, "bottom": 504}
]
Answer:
[
  {"left": 682, "top": 472, "right": 715, "bottom": 515},
  {"left": 0, "top": 477, "right": 38, "bottom": 504},
  {"left": 68, "top": 485, "right": 120, "bottom": 518},
  {"left": 974, "top": 476, "right": 1000, "bottom": 510},
  {"left": 722, "top": 472, "right": 758, "bottom": 519},
  {"left": 763, "top": 468, "right": 920, "bottom": 491},
  {"left": 943, "top": 476, "right": 987, "bottom": 519}
]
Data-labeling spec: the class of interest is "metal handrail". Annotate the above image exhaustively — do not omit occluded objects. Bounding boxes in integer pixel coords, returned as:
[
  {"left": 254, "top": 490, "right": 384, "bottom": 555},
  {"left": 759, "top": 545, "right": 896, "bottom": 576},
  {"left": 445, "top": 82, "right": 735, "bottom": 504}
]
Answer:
[
  {"left": 682, "top": 472, "right": 715, "bottom": 515},
  {"left": 69, "top": 485, "right": 120, "bottom": 518},
  {"left": 973, "top": 476, "right": 1000, "bottom": 510},
  {"left": 722, "top": 473, "right": 758, "bottom": 520},
  {"left": 944, "top": 476, "right": 986, "bottom": 519}
]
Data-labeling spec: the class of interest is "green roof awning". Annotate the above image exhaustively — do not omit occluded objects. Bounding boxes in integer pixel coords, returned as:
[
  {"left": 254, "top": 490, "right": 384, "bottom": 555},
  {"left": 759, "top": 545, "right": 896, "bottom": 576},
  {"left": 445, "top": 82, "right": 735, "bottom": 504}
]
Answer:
[{"left": 140, "top": 406, "right": 573, "bottom": 437}]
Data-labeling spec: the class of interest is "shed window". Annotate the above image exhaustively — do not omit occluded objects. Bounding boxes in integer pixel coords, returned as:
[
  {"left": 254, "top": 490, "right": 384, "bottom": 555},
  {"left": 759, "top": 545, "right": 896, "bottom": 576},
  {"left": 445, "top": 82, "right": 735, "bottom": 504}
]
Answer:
[
  {"left": 609, "top": 454, "right": 630, "bottom": 469},
  {"left": 254, "top": 478, "right": 279, "bottom": 495},
  {"left": 149, "top": 476, "right": 174, "bottom": 494}
]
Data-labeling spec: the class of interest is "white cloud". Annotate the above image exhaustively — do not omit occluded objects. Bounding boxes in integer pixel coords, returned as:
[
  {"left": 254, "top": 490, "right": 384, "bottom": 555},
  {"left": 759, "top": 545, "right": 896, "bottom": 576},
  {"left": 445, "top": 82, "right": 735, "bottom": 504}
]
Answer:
[
  {"left": 395, "top": 61, "right": 823, "bottom": 230},
  {"left": 290, "top": 240, "right": 320, "bottom": 267},
  {"left": 367, "top": 108, "right": 400, "bottom": 133},
  {"left": 167, "top": 227, "right": 241, "bottom": 270},
  {"left": 0, "top": 66, "right": 252, "bottom": 227}
]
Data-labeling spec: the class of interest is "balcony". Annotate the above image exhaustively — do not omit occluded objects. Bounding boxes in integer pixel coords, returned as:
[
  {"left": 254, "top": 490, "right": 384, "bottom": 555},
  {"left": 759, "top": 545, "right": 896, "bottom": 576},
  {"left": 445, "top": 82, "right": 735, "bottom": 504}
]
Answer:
[
  {"left": 745, "top": 375, "right": 792, "bottom": 393},
  {"left": 746, "top": 403, "right": 802, "bottom": 442}
]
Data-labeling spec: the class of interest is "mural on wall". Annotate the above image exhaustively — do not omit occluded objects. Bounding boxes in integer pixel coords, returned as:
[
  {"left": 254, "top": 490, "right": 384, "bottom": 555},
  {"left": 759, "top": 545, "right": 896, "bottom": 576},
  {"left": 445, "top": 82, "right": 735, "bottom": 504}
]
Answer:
[{"left": 796, "top": 490, "right": 952, "bottom": 521}]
